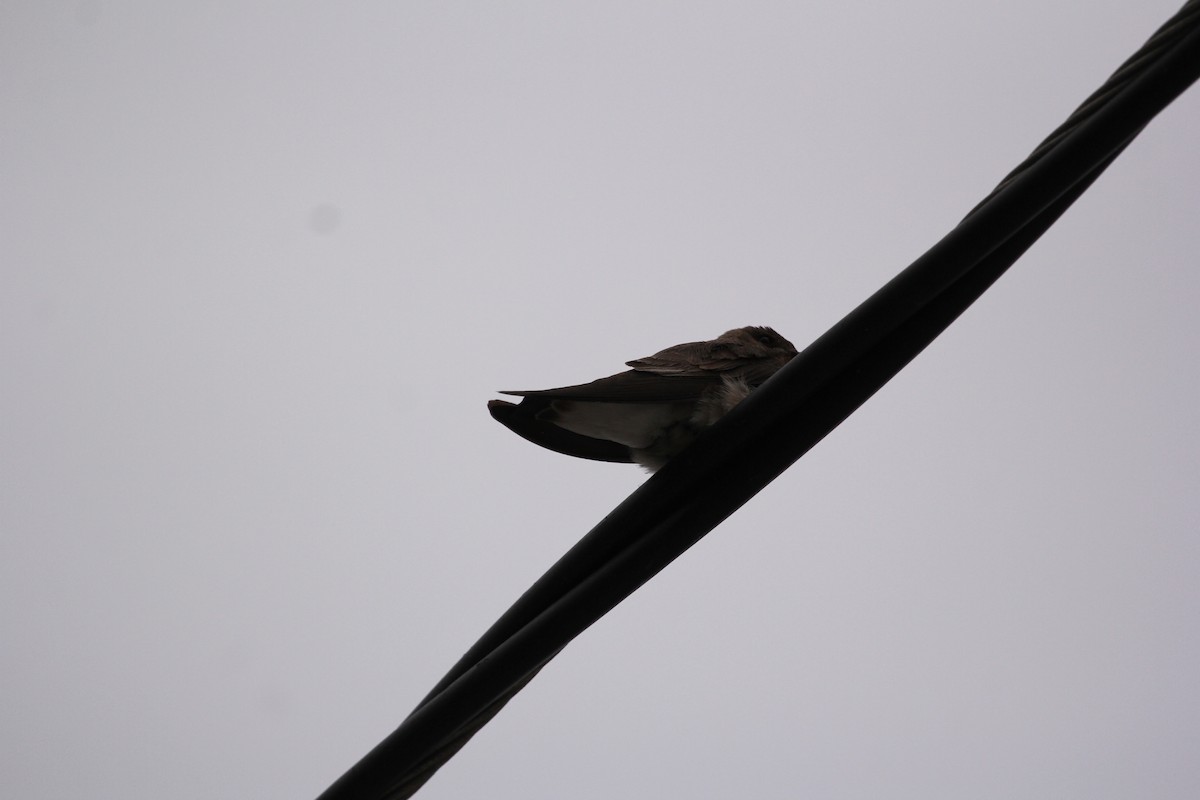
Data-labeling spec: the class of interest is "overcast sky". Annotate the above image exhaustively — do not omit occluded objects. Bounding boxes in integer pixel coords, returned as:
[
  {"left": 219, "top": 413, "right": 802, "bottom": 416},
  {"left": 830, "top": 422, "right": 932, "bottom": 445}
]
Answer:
[{"left": 3, "top": 2, "right": 1199, "bottom": 799}]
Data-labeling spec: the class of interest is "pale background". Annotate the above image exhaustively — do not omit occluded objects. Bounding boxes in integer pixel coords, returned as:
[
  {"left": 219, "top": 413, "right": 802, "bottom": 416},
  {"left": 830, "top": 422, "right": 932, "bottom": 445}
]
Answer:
[{"left": 3, "top": 2, "right": 1198, "bottom": 798}]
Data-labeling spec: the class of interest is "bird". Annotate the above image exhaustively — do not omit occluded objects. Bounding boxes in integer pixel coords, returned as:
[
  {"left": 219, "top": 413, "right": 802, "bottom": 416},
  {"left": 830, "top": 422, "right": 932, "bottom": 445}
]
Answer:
[{"left": 488, "top": 326, "right": 798, "bottom": 471}]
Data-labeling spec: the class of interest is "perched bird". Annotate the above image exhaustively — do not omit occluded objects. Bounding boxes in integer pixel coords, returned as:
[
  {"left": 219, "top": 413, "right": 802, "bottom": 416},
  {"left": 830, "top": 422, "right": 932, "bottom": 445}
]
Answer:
[{"left": 488, "top": 326, "right": 798, "bottom": 471}]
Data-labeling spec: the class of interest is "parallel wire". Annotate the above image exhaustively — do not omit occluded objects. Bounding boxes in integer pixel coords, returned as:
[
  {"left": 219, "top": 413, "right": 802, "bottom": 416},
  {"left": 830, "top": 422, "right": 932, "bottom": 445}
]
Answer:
[{"left": 318, "top": 4, "right": 1200, "bottom": 798}]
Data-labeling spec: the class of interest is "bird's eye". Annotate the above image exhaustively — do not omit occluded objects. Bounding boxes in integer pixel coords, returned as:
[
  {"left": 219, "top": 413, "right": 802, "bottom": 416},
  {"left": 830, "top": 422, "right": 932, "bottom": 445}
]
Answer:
[{"left": 756, "top": 333, "right": 774, "bottom": 345}]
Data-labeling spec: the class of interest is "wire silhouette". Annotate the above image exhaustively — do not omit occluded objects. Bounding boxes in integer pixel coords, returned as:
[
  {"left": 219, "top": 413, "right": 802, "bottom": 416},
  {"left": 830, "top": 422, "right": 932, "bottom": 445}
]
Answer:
[{"left": 318, "top": 3, "right": 1200, "bottom": 797}]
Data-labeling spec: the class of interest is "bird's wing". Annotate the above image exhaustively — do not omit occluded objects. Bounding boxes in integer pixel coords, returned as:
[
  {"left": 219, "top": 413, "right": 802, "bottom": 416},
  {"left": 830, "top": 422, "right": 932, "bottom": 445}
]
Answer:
[
  {"left": 627, "top": 343, "right": 785, "bottom": 386},
  {"left": 499, "top": 369, "right": 721, "bottom": 403},
  {"left": 624, "top": 339, "right": 726, "bottom": 375}
]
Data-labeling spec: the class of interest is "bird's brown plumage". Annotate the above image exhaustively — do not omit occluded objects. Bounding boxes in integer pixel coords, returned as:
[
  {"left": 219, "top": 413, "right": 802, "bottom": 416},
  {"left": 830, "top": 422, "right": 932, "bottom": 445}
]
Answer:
[{"left": 489, "top": 326, "right": 797, "bottom": 470}]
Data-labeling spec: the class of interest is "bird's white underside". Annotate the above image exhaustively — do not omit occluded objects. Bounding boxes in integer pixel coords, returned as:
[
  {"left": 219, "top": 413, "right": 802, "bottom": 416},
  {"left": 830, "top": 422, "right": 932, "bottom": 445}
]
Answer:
[
  {"left": 548, "top": 402, "right": 694, "bottom": 449},
  {"left": 545, "top": 376, "right": 754, "bottom": 470}
]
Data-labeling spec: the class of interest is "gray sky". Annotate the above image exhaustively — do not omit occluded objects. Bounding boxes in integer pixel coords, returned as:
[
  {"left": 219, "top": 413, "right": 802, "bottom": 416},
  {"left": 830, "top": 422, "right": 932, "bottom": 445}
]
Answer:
[{"left": 3, "top": 2, "right": 1198, "bottom": 799}]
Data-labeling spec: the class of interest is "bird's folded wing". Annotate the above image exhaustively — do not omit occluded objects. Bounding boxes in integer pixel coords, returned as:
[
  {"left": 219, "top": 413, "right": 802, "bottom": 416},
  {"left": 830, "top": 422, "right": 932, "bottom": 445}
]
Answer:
[
  {"left": 626, "top": 353, "right": 785, "bottom": 386},
  {"left": 499, "top": 369, "right": 720, "bottom": 402}
]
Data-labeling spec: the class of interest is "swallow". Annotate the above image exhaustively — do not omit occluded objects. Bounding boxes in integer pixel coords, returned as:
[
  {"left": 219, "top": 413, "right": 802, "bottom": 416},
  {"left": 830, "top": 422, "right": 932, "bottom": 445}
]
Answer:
[{"left": 488, "top": 326, "right": 798, "bottom": 471}]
